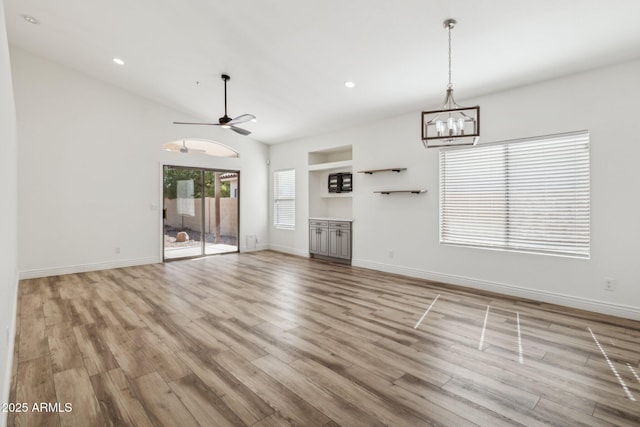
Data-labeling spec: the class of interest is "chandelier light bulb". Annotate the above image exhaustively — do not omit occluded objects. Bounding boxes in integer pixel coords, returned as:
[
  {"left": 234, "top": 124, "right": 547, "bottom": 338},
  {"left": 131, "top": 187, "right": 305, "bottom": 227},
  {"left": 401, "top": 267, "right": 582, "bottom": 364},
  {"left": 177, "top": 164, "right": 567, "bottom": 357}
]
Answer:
[
  {"left": 447, "top": 117, "right": 456, "bottom": 135},
  {"left": 458, "top": 118, "right": 465, "bottom": 135}
]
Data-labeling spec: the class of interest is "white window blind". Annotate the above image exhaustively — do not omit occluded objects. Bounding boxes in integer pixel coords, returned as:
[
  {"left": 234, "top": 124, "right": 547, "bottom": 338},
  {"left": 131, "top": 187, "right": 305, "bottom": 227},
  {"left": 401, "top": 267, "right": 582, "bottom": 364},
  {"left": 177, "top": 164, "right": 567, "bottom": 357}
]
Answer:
[
  {"left": 439, "top": 131, "right": 590, "bottom": 258},
  {"left": 274, "top": 169, "right": 296, "bottom": 229}
]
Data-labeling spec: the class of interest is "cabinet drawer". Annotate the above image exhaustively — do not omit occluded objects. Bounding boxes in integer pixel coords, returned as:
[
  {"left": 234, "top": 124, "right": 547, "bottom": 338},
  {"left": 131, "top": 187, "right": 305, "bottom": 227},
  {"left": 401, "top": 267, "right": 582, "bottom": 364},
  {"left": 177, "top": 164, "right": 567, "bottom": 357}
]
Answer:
[
  {"left": 309, "top": 220, "right": 329, "bottom": 228},
  {"left": 329, "top": 221, "right": 351, "bottom": 229}
]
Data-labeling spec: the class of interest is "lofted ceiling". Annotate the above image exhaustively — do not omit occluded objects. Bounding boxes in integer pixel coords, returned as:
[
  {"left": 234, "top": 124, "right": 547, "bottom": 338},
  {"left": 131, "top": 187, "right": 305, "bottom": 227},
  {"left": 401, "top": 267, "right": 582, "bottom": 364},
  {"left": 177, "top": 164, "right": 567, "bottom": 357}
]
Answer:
[{"left": 5, "top": 0, "right": 640, "bottom": 144}]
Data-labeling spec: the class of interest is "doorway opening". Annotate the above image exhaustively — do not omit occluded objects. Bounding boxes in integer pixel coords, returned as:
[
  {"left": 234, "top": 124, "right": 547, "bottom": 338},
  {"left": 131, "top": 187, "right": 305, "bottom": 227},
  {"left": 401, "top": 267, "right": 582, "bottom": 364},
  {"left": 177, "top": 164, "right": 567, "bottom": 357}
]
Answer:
[{"left": 163, "top": 165, "right": 239, "bottom": 260}]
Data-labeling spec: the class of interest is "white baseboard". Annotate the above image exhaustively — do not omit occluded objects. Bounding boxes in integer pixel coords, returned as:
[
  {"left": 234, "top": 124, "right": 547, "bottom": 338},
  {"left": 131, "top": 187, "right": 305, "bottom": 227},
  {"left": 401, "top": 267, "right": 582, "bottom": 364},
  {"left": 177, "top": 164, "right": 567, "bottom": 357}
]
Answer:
[
  {"left": 352, "top": 259, "right": 640, "bottom": 320},
  {"left": 268, "top": 244, "right": 309, "bottom": 258},
  {"left": 1, "top": 275, "right": 19, "bottom": 427},
  {"left": 19, "top": 247, "right": 276, "bottom": 279},
  {"left": 18, "top": 256, "right": 160, "bottom": 280}
]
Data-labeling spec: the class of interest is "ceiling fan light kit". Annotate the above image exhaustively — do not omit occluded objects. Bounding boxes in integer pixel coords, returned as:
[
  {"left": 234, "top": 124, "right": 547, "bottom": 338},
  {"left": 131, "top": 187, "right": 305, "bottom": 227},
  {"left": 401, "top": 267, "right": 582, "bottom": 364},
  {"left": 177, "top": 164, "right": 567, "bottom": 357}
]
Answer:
[
  {"left": 422, "top": 19, "right": 480, "bottom": 149},
  {"left": 173, "top": 74, "right": 255, "bottom": 136}
]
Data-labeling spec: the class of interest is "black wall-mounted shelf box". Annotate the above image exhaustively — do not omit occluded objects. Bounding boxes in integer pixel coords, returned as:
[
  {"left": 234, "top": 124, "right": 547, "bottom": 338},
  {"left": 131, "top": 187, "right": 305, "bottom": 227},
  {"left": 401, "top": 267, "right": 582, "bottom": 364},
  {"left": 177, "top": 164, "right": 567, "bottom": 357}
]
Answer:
[{"left": 328, "top": 173, "right": 353, "bottom": 193}]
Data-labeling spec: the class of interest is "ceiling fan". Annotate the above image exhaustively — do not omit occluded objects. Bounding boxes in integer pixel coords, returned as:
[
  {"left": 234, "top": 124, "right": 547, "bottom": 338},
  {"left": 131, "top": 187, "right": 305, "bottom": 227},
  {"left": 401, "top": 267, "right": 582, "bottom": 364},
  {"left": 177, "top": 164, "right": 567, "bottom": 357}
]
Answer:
[
  {"left": 164, "top": 140, "right": 206, "bottom": 154},
  {"left": 173, "top": 74, "right": 255, "bottom": 136}
]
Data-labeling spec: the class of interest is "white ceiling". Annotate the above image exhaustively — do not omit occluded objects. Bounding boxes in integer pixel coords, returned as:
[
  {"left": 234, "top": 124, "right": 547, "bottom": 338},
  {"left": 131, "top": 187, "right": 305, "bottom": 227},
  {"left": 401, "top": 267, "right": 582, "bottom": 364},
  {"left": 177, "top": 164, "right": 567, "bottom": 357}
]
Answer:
[{"left": 5, "top": 0, "right": 640, "bottom": 144}]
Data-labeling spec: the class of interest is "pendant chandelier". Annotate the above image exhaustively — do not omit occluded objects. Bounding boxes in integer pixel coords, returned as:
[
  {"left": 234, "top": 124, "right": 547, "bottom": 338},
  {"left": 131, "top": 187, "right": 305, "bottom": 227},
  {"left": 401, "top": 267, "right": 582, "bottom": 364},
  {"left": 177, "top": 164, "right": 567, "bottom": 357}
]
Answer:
[{"left": 422, "top": 19, "right": 479, "bottom": 148}]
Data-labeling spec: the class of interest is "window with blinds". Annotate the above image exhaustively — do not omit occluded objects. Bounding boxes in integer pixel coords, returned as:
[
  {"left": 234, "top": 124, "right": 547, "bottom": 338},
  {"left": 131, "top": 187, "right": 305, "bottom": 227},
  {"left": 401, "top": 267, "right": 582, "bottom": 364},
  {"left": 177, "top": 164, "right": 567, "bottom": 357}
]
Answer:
[
  {"left": 439, "top": 131, "right": 590, "bottom": 258},
  {"left": 274, "top": 169, "right": 296, "bottom": 229}
]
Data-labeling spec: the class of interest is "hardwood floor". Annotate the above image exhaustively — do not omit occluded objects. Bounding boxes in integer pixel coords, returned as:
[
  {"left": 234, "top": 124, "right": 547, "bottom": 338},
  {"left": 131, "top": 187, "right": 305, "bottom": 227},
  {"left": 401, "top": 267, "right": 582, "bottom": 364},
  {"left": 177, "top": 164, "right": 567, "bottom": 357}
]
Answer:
[{"left": 8, "top": 250, "right": 640, "bottom": 426}]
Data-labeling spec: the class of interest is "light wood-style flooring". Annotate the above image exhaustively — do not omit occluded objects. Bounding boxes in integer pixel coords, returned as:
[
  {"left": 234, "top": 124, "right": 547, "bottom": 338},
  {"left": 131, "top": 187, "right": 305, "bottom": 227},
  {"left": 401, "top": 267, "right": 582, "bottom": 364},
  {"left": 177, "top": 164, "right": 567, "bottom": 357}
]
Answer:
[{"left": 8, "top": 251, "right": 640, "bottom": 426}]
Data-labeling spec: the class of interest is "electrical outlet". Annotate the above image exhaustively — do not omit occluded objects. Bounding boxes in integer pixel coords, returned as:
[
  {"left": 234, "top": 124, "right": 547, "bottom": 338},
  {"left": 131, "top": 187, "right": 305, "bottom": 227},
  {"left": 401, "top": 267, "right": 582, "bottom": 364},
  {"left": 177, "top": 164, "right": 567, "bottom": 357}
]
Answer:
[
  {"left": 389, "top": 250, "right": 395, "bottom": 259},
  {"left": 604, "top": 277, "right": 616, "bottom": 291},
  {"left": 115, "top": 247, "right": 121, "bottom": 254}
]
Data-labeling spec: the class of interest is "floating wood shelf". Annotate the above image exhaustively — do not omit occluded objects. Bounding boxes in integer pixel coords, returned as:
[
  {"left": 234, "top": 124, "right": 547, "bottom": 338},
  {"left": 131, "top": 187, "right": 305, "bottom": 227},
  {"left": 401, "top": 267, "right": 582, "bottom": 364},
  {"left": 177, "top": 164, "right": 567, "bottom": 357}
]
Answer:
[
  {"left": 358, "top": 168, "right": 407, "bottom": 174},
  {"left": 374, "top": 190, "right": 427, "bottom": 195}
]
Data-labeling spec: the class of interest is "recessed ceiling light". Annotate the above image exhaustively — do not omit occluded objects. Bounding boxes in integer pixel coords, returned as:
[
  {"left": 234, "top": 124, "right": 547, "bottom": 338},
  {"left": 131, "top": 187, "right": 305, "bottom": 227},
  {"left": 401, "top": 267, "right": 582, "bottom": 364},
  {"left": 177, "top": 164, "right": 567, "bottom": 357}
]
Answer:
[
  {"left": 21, "top": 14, "right": 39, "bottom": 24},
  {"left": 344, "top": 81, "right": 356, "bottom": 88},
  {"left": 113, "top": 58, "right": 125, "bottom": 65}
]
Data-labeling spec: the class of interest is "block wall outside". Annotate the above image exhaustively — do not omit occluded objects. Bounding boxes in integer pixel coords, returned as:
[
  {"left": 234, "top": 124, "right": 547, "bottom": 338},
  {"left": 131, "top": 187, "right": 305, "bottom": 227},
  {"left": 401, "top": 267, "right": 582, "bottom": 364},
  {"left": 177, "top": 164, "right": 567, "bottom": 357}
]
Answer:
[{"left": 164, "top": 197, "right": 238, "bottom": 237}]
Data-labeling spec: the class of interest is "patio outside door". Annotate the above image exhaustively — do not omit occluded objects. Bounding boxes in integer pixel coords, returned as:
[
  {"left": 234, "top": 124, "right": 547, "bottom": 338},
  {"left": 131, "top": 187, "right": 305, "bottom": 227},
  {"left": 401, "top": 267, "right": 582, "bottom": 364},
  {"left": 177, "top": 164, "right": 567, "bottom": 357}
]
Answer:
[{"left": 163, "top": 166, "right": 239, "bottom": 260}]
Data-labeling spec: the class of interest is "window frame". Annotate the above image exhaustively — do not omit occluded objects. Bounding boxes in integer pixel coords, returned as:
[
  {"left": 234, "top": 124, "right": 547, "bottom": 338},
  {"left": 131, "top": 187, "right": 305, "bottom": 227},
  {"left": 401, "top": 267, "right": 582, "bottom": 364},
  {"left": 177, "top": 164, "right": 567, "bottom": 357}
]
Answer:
[
  {"left": 439, "top": 131, "right": 590, "bottom": 259},
  {"left": 274, "top": 168, "right": 296, "bottom": 230}
]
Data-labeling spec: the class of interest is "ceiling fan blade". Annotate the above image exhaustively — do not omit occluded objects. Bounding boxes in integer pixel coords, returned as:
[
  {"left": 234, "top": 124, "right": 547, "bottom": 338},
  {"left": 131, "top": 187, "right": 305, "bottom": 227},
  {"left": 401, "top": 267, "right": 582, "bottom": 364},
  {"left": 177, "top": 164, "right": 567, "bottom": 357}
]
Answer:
[
  {"left": 230, "top": 126, "right": 251, "bottom": 136},
  {"left": 227, "top": 114, "right": 255, "bottom": 125},
  {"left": 173, "top": 121, "right": 221, "bottom": 126}
]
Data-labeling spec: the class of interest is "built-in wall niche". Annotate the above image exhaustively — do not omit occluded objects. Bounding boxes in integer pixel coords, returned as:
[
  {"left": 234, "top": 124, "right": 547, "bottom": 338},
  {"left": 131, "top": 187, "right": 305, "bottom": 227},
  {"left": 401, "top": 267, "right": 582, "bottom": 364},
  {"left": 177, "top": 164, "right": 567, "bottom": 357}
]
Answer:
[
  {"left": 308, "top": 145, "right": 352, "bottom": 168},
  {"left": 309, "top": 169, "right": 353, "bottom": 198},
  {"left": 308, "top": 146, "right": 353, "bottom": 219}
]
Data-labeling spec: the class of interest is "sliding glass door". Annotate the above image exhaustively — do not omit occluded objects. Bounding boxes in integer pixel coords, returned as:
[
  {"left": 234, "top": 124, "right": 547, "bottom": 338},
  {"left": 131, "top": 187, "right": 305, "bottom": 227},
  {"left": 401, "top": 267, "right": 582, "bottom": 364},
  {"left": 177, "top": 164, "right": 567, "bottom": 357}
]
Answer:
[{"left": 163, "top": 166, "right": 239, "bottom": 260}]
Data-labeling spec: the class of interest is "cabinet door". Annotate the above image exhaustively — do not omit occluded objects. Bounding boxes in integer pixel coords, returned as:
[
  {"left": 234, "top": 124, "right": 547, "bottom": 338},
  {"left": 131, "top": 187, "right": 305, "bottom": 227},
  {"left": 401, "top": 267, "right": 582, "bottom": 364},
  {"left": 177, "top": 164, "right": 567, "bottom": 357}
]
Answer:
[
  {"left": 309, "top": 227, "right": 319, "bottom": 253},
  {"left": 309, "top": 227, "right": 322, "bottom": 254},
  {"left": 318, "top": 228, "right": 328, "bottom": 255},
  {"left": 329, "top": 228, "right": 351, "bottom": 259},
  {"left": 338, "top": 229, "right": 351, "bottom": 259},
  {"left": 310, "top": 227, "right": 328, "bottom": 255},
  {"left": 328, "top": 229, "right": 340, "bottom": 258}
]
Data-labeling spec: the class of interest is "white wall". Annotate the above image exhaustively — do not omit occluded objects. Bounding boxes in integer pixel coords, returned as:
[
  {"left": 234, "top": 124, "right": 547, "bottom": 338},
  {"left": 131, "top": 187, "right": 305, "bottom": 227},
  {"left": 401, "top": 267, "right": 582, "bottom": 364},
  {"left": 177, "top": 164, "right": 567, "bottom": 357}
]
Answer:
[
  {"left": 12, "top": 47, "right": 269, "bottom": 278},
  {"left": 0, "top": 1, "right": 18, "bottom": 425},
  {"left": 269, "top": 58, "right": 640, "bottom": 319}
]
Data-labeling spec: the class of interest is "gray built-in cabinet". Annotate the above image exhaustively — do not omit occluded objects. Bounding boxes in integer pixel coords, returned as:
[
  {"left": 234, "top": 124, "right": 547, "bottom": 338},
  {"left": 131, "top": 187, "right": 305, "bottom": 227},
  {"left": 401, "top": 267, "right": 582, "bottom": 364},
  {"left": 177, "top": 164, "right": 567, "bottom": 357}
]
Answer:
[{"left": 309, "top": 219, "right": 351, "bottom": 261}]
